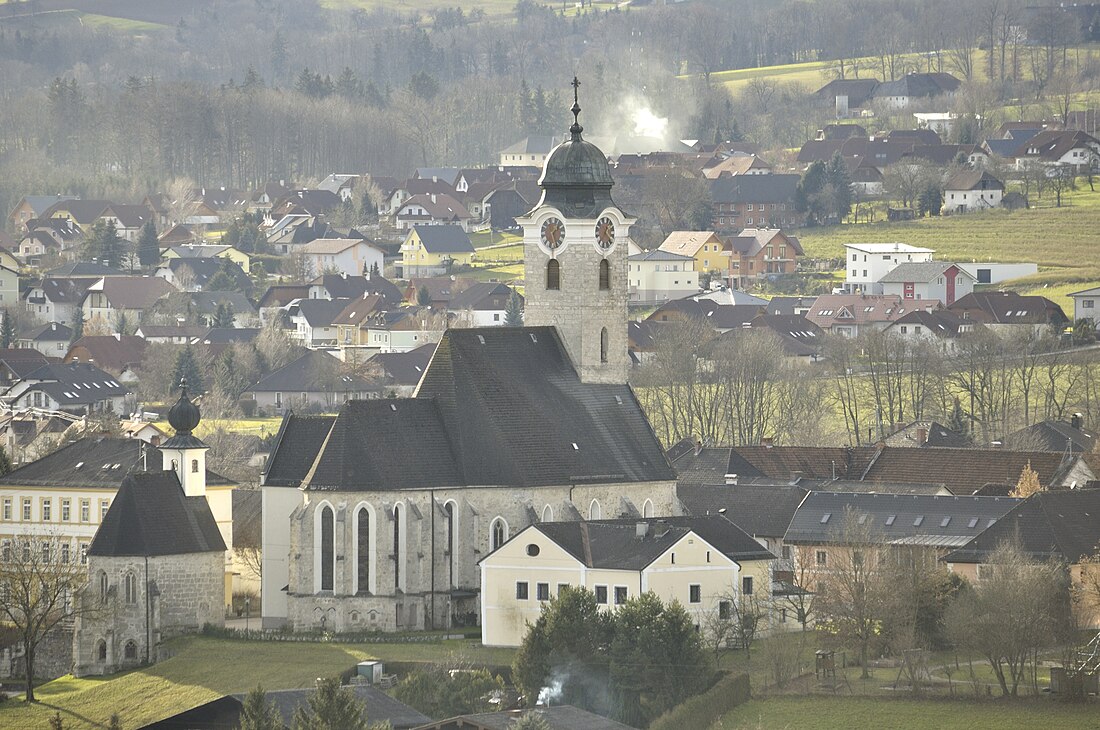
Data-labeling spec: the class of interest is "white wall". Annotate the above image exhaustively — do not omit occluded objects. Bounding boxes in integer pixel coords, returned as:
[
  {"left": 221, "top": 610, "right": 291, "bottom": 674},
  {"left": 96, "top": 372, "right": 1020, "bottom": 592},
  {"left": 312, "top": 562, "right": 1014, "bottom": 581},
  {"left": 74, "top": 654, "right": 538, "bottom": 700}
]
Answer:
[{"left": 261, "top": 485, "right": 304, "bottom": 627}]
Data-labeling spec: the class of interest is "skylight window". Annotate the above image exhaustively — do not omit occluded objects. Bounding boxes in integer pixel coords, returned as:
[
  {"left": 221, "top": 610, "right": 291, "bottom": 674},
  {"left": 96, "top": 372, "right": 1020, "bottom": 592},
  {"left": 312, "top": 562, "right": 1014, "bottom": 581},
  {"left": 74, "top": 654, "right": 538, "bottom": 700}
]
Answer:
[
  {"left": 820, "top": 513, "right": 831, "bottom": 524},
  {"left": 968, "top": 518, "right": 979, "bottom": 528},
  {"left": 885, "top": 514, "right": 896, "bottom": 525},
  {"left": 913, "top": 516, "right": 924, "bottom": 526},
  {"left": 74, "top": 462, "right": 84, "bottom": 469},
  {"left": 940, "top": 517, "right": 951, "bottom": 527},
  {"left": 571, "top": 443, "right": 579, "bottom": 451}
]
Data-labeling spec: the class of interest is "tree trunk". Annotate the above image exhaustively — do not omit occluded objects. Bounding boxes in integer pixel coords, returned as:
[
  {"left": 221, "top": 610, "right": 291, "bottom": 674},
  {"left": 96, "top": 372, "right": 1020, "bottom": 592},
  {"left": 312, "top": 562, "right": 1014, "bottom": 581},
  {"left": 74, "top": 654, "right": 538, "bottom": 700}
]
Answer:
[{"left": 24, "top": 642, "right": 35, "bottom": 702}]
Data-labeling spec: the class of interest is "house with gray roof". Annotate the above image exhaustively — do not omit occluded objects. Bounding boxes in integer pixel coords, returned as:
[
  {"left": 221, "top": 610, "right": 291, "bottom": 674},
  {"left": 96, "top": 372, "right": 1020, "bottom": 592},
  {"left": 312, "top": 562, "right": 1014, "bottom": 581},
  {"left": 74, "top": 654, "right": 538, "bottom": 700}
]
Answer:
[
  {"left": 1, "top": 361, "right": 131, "bottom": 415},
  {"left": 8, "top": 194, "right": 79, "bottom": 231},
  {"left": 245, "top": 349, "right": 377, "bottom": 415},
  {"left": 877, "top": 261, "right": 975, "bottom": 306}
]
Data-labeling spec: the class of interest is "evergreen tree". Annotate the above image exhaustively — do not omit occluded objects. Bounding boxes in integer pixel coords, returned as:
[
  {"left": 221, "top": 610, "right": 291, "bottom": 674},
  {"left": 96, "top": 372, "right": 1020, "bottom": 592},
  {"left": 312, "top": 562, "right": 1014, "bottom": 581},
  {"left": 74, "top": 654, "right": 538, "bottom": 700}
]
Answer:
[
  {"left": 113, "top": 311, "right": 129, "bottom": 336},
  {"left": 504, "top": 291, "right": 523, "bottom": 327},
  {"left": 826, "top": 150, "right": 853, "bottom": 222},
  {"left": 69, "top": 307, "right": 84, "bottom": 346},
  {"left": 369, "top": 261, "right": 380, "bottom": 277},
  {"left": 795, "top": 160, "right": 829, "bottom": 225},
  {"left": 213, "top": 301, "right": 236, "bottom": 328},
  {"left": 918, "top": 181, "right": 943, "bottom": 217},
  {"left": 947, "top": 397, "right": 969, "bottom": 443},
  {"left": 242, "top": 66, "right": 264, "bottom": 93},
  {"left": 290, "top": 677, "right": 368, "bottom": 730},
  {"left": 83, "top": 219, "right": 123, "bottom": 268},
  {"left": 250, "top": 261, "right": 269, "bottom": 292},
  {"left": 137, "top": 220, "right": 160, "bottom": 269},
  {"left": 239, "top": 685, "right": 282, "bottom": 730},
  {"left": 0, "top": 309, "right": 15, "bottom": 348},
  {"left": 0, "top": 444, "right": 13, "bottom": 477},
  {"left": 172, "top": 346, "right": 205, "bottom": 395},
  {"left": 417, "top": 285, "right": 431, "bottom": 306}
]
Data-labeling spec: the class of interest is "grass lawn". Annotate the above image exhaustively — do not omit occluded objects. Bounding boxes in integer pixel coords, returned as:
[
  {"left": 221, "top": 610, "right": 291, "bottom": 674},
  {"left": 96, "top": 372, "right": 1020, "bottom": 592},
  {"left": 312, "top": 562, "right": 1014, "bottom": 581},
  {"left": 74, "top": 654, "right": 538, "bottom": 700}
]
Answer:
[
  {"left": 469, "top": 231, "right": 522, "bottom": 250},
  {"left": 474, "top": 243, "right": 525, "bottom": 264},
  {"left": 155, "top": 416, "right": 285, "bottom": 438},
  {"left": 717, "top": 696, "right": 1098, "bottom": 729},
  {"left": 79, "top": 12, "right": 167, "bottom": 32},
  {"left": 0, "top": 635, "right": 515, "bottom": 729}
]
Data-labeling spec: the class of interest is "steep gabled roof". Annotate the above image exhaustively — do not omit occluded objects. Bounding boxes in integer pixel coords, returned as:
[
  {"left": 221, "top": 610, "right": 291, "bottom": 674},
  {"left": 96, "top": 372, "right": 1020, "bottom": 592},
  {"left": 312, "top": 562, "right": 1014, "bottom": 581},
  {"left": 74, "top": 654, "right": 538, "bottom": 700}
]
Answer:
[
  {"left": 948, "top": 291, "right": 1069, "bottom": 326},
  {"left": 88, "top": 471, "right": 226, "bottom": 557},
  {"left": 944, "top": 169, "right": 1004, "bottom": 191},
  {"left": 20, "top": 322, "right": 72, "bottom": 342},
  {"left": 13, "top": 362, "right": 131, "bottom": 406},
  {"left": 678, "top": 483, "right": 808, "bottom": 539},
  {"left": 447, "top": 282, "right": 519, "bottom": 311},
  {"left": 879, "top": 261, "right": 970, "bottom": 283},
  {"left": 88, "top": 276, "right": 177, "bottom": 309},
  {"left": 409, "top": 224, "right": 474, "bottom": 253},
  {"left": 288, "top": 298, "right": 351, "bottom": 329},
  {"left": 1001, "top": 420, "right": 1096, "bottom": 453},
  {"left": 262, "top": 414, "right": 337, "bottom": 487},
  {"left": 709, "top": 174, "right": 800, "bottom": 204},
  {"left": 944, "top": 489, "right": 1100, "bottom": 564},
  {"left": 372, "top": 343, "right": 436, "bottom": 387},
  {"left": 65, "top": 335, "right": 147, "bottom": 372},
  {"left": 311, "top": 274, "right": 403, "bottom": 304},
  {"left": 247, "top": 349, "right": 375, "bottom": 394}
]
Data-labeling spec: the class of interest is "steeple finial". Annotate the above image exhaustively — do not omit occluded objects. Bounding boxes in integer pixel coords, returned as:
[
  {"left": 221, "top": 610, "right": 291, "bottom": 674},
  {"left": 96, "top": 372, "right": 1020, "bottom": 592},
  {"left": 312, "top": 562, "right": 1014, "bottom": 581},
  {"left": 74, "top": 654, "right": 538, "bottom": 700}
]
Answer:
[
  {"left": 178, "top": 377, "right": 188, "bottom": 399},
  {"left": 570, "top": 76, "right": 583, "bottom": 139}
]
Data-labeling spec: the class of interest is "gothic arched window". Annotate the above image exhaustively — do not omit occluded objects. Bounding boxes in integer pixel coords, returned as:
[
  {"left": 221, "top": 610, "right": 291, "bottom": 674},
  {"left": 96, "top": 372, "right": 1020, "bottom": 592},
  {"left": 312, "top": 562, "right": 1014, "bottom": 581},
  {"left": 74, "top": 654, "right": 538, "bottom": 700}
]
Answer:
[
  {"left": 393, "top": 503, "right": 403, "bottom": 591},
  {"left": 547, "top": 259, "right": 561, "bottom": 290},
  {"left": 356, "top": 507, "right": 370, "bottom": 595},
  {"left": 445, "top": 502, "right": 456, "bottom": 588},
  {"left": 96, "top": 639, "right": 107, "bottom": 662},
  {"left": 542, "top": 504, "right": 553, "bottom": 522},
  {"left": 98, "top": 570, "right": 108, "bottom": 604},
  {"left": 643, "top": 499, "right": 655, "bottom": 518},
  {"left": 589, "top": 499, "right": 602, "bottom": 520},
  {"left": 124, "top": 640, "right": 137, "bottom": 660},
  {"left": 124, "top": 572, "right": 137, "bottom": 604},
  {"left": 491, "top": 518, "right": 507, "bottom": 551},
  {"left": 600, "top": 327, "right": 609, "bottom": 363},
  {"left": 320, "top": 505, "right": 334, "bottom": 592},
  {"left": 599, "top": 259, "right": 610, "bottom": 290}
]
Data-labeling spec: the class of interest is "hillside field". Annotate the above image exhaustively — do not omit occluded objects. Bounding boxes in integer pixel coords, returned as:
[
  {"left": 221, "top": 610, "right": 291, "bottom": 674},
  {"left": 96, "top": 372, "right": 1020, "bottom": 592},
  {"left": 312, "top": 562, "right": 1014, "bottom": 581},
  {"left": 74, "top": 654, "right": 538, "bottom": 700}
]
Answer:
[{"left": 797, "top": 186, "right": 1100, "bottom": 315}]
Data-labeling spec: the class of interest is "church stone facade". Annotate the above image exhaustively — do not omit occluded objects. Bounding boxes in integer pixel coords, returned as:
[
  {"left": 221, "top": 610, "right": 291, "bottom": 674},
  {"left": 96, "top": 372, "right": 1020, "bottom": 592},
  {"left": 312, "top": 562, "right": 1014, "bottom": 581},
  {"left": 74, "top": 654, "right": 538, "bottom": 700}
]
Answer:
[{"left": 262, "top": 85, "right": 680, "bottom": 632}]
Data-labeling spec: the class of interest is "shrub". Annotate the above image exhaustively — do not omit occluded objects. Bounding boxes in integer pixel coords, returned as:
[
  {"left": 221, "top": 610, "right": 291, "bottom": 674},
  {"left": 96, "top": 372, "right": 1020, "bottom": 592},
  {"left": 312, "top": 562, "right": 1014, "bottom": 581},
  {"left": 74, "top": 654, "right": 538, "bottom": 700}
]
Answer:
[{"left": 647, "top": 672, "right": 750, "bottom": 730}]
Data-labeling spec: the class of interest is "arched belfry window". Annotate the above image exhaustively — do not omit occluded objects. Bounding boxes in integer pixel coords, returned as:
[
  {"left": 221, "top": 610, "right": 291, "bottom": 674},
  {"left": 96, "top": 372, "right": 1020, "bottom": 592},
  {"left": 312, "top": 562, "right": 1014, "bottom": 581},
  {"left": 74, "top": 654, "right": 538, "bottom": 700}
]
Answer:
[
  {"left": 599, "top": 259, "right": 610, "bottom": 290},
  {"left": 547, "top": 259, "right": 561, "bottom": 290},
  {"left": 600, "top": 327, "right": 609, "bottom": 363}
]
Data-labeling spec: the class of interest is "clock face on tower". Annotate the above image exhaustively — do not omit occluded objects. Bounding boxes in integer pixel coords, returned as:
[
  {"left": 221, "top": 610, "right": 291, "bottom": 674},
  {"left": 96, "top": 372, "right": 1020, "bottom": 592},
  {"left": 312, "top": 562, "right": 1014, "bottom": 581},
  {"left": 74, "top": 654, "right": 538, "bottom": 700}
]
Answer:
[
  {"left": 595, "top": 216, "right": 616, "bottom": 251},
  {"left": 541, "top": 217, "right": 565, "bottom": 250}
]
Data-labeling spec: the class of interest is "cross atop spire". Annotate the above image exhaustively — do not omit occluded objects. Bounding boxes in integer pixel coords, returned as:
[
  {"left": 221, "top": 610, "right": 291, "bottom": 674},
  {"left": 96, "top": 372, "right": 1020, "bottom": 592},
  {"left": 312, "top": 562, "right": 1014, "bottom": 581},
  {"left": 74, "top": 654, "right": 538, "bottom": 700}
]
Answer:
[{"left": 569, "top": 75, "right": 583, "bottom": 139}]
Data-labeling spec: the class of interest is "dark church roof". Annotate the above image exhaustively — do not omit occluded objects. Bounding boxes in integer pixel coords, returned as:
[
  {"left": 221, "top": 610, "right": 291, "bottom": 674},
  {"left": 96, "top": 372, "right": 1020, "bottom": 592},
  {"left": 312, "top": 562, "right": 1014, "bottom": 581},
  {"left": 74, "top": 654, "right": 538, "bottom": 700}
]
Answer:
[
  {"left": 89, "top": 471, "right": 226, "bottom": 557},
  {"left": 267, "top": 326, "right": 674, "bottom": 491}
]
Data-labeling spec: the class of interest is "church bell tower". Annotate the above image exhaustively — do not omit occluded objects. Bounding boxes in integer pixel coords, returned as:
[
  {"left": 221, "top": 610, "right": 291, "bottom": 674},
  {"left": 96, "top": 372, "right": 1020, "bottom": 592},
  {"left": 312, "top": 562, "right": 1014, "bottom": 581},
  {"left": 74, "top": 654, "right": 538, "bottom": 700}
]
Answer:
[
  {"left": 519, "top": 77, "right": 633, "bottom": 384},
  {"left": 159, "top": 378, "right": 208, "bottom": 498}
]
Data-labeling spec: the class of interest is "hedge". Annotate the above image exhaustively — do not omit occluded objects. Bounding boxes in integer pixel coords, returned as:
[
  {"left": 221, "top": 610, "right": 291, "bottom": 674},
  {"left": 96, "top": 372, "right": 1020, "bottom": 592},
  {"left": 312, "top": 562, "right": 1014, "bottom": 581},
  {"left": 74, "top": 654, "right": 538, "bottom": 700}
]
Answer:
[{"left": 648, "top": 672, "right": 751, "bottom": 730}]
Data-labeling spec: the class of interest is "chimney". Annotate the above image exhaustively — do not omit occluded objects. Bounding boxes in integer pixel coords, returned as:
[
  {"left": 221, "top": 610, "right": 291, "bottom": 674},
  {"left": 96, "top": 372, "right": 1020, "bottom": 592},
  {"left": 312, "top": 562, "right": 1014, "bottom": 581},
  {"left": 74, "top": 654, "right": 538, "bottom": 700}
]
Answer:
[
  {"left": 761, "top": 436, "right": 774, "bottom": 448},
  {"left": 693, "top": 438, "right": 702, "bottom": 456},
  {"left": 430, "top": 194, "right": 437, "bottom": 204},
  {"left": 635, "top": 522, "right": 649, "bottom": 539},
  {"left": 1072, "top": 412, "right": 1083, "bottom": 430},
  {"left": 341, "top": 272, "right": 348, "bottom": 279},
  {"left": 724, "top": 473, "right": 738, "bottom": 486},
  {"left": 916, "top": 427, "right": 928, "bottom": 444},
  {"left": 114, "top": 332, "right": 121, "bottom": 341},
  {"left": 432, "top": 176, "right": 438, "bottom": 183}
]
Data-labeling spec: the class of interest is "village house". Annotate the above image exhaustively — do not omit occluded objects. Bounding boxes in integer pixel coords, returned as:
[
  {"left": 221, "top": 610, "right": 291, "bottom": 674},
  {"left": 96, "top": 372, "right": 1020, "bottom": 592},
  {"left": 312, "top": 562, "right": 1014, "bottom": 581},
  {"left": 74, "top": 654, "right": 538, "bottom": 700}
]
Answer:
[
  {"left": 1, "top": 362, "right": 131, "bottom": 415},
  {"left": 16, "top": 218, "right": 83, "bottom": 265},
  {"left": 877, "top": 261, "right": 976, "bottom": 306},
  {"left": 646, "top": 298, "right": 763, "bottom": 333},
  {"left": 8, "top": 195, "right": 79, "bottom": 231},
  {"left": 480, "top": 515, "right": 774, "bottom": 647},
  {"left": 399, "top": 225, "right": 476, "bottom": 277},
  {"left": 947, "top": 291, "right": 1070, "bottom": 336},
  {"left": 156, "top": 257, "right": 251, "bottom": 294},
  {"left": 378, "top": 178, "right": 456, "bottom": 218},
  {"left": 394, "top": 193, "right": 473, "bottom": 232},
  {"left": 882, "top": 309, "right": 979, "bottom": 352},
  {"left": 805, "top": 293, "right": 917, "bottom": 337},
  {"left": 359, "top": 308, "right": 445, "bottom": 354},
  {"left": 16, "top": 323, "right": 71, "bottom": 356},
  {"left": 307, "top": 272, "right": 403, "bottom": 305},
  {"left": 709, "top": 174, "right": 803, "bottom": 233},
  {"left": 657, "top": 231, "right": 726, "bottom": 273},
  {"left": 244, "top": 349, "right": 377, "bottom": 415},
  {"left": 64, "top": 334, "right": 147, "bottom": 383},
  {"left": 844, "top": 242, "right": 935, "bottom": 294},
  {"left": 944, "top": 170, "right": 1005, "bottom": 213},
  {"left": 161, "top": 243, "right": 251, "bottom": 274},
  {"left": 0, "top": 261, "right": 20, "bottom": 308},
  {"left": 447, "top": 282, "right": 521, "bottom": 327},
  {"left": 1008, "top": 129, "right": 1100, "bottom": 172},
  {"left": 81, "top": 276, "right": 177, "bottom": 329},
  {"left": 1000, "top": 416, "right": 1095, "bottom": 453},
  {"left": 499, "top": 135, "right": 560, "bottom": 168},
  {"left": 298, "top": 238, "right": 385, "bottom": 278},
  {"left": 133, "top": 325, "right": 210, "bottom": 345},
  {"left": 814, "top": 78, "right": 880, "bottom": 117},
  {"left": 0, "top": 348, "right": 52, "bottom": 389},
  {"left": 944, "top": 489, "right": 1100, "bottom": 628},
  {"left": 331, "top": 294, "right": 388, "bottom": 355},
  {"left": 284, "top": 298, "right": 349, "bottom": 348},
  {"left": 727, "top": 228, "right": 803, "bottom": 289},
  {"left": 1070, "top": 286, "right": 1100, "bottom": 325},
  {"left": 869, "top": 72, "right": 961, "bottom": 108},
  {"left": 402, "top": 276, "right": 478, "bottom": 309},
  {"left": 627, "top": 249, "right": 700, "bottom": 306}
]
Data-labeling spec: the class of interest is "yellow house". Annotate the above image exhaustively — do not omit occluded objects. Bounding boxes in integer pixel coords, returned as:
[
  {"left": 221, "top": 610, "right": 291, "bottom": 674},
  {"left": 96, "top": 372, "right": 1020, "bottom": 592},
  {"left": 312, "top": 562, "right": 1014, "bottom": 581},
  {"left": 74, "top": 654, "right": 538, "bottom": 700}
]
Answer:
[
  {"left": 479, "top": 515, "right": 775, "bottom": 647},
  {"left": 162, "top": 243, "right": 251, "bottom": 273},
  {"left": 657, "top": 231, "right": 727, "bottom": 274},
  {"left": 400, "top": 225, "right": 475, "bottom": 277}
]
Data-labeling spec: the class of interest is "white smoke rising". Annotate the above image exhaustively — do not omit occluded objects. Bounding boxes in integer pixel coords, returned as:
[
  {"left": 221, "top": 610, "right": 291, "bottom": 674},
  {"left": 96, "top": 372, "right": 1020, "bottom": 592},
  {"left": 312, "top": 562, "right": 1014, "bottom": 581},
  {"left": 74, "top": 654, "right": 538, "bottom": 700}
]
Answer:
[
  {"left": 632, "top": 104, "right": 669, "bottom": 139},
  {"left": 537, "top": 678, "right": 564, "bottom": 706}
]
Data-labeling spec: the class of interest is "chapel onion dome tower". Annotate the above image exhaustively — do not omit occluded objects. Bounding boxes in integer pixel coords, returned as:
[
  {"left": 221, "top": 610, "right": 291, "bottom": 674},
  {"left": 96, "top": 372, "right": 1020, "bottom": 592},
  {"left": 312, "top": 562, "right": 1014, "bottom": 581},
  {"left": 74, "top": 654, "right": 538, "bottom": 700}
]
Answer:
[
  {"left": 159, "top": 378, "right": 210, "bottom": 498},
  {"left": 535, "top": 80, "right": 617, "bottom": 218}
]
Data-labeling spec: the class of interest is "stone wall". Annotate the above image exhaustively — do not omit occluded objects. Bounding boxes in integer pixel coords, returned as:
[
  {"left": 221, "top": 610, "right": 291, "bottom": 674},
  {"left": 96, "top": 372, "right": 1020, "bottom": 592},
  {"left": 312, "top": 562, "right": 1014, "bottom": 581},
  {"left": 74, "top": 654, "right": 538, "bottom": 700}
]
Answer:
[
  {"left": 285, "top": 481, "right": 679, "bottom": 633},
  {"left": 72, "top": 550, "right": 224, "bottom": 677}
]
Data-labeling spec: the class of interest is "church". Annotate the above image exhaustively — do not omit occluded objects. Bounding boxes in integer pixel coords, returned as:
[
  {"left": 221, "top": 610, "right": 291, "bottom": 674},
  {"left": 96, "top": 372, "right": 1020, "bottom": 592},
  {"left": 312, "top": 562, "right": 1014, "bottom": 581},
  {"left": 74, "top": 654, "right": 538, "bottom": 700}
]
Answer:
[{"left": 260, "top": 82, "right": 680, "bottom": 631}]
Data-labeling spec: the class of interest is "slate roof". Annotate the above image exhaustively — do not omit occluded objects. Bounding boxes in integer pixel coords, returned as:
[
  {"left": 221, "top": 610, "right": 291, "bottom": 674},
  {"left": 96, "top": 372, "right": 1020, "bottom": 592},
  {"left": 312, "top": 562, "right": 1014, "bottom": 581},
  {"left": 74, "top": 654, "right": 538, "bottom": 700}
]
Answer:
[
  {"left": 289, "top": 298, "right": 353, "bottom": 329},
  {"left": 0, "top": 436, "right": 234, "bottom": 488},
  {"left": 34, "top": 277, "right": 94, "bottom": 304},
  {"left": 1012, "top": 129, "right": 1100, "bottom": 161},
  {"left": 271, "top": 327, "right": 675, "bottom": 491},
  {"left": 409, "top": 225, "right": 475, "bottom": 254},
  {"left": 872, "top": 72, "right": 960, "bottom": 99},
  {"left": 88, "top": 471, "right": 226, "bottom": 557},
  {"left": 161, "top": 257, "right": 251, "bottom": 292},
  {"left": 88, "top": 276, "right": 177, "bottom": 309},
  {"left": 0, "top": 348, "right": 53, "bottom": 379},
  {"left": 709, "top": 174, "right": 800, "bottom": 204},
  {"left": 262, "top": 414, "right": 338, "bottom": 487},
  {"left": 39, "top": 199, "right": 112, "bottom": 225},
  {"left": 627, "top": 249, "right": 695, "bottom": 262},
  {"left": 667, "top": 445, "right": 736, "bottom": 489},
  {"left": 944, "top": 488, "right": 1100, "bottom": 564},
  {"left": 814, "top": 78, "right": 880, "bottom": 106},
  {"left": 784, "top": 491, "right": 1020, "bottom": 547},
  {"left": 195, "top": 327, "right": 260, "bottom": 345},
  {"left": 646, "top": 299, "right": 763, "bottom": 330},
  {"left": 17, "top": 195, "right": 79, "bottom": 218},
  {"left": 948, "top": 291, "right": 1069, "bottom": 326},
  {"left": 886, "top": 309, "right": 972, "bottom": 338},
  {"left": 45, "top": 262, "right": 121, "bottom": 278},
  {"left": 806, "top": 294, "right": 912, "bottom": 328},
  {"left": 678, "top": 483, "right": 808, "bottom": 539},
  {"left": 944, "top": 169, "right": 1004, "bottom": 191},
  {"left": 254, "top": 685, "right": 430, "bottom": 730},
  {"left": 312, "top": 274, "right": 403, "bottom": 304},
  {"left": 398, "top": 194, "right": 471, "bottom": 222},
  {"left": 766, "top": 296, "right": 818, "bottom": 316},
  {"left": 1000, "top": 420, "right": 1096, "bottom": 453},
  {"left": 529, "top": 514, "right": 773, "bottom": 570},
  {"left": 500, "top": 135, "right": 560, "bottom": 155},
  {"left": 447, "top": 282, "right": 519, "bottom": 311},
  {"left": 331, "top": 294, "right": 386, "bottom": 326},
  {"left": 879, "top": 262, "right": 969, "bottom": 284},
  {"left": 21, "top": 322, "right": 72, "bottom": 342},
  {"left": 247, "top": 350, "right": 376, "bottom": 394},
  {"left": 12, "top": 362, "right": 131, "bottom": 406},
  {"left": 257, "top": 284, "right": 309, "bottom": 308},
  {"left": 743, "top": 314, "right": 823, "bottom": 357}
]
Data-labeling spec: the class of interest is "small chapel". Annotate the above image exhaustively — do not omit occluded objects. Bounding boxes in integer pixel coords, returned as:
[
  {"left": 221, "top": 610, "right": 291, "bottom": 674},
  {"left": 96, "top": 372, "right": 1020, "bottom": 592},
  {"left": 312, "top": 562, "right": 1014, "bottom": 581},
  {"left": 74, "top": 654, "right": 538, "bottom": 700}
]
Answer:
[
  {"left": 260, "top": 80, "right": 680, "bottom": 632},
  {"left": 72, "top": 383, "right": 226, "bottom": 676}
]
